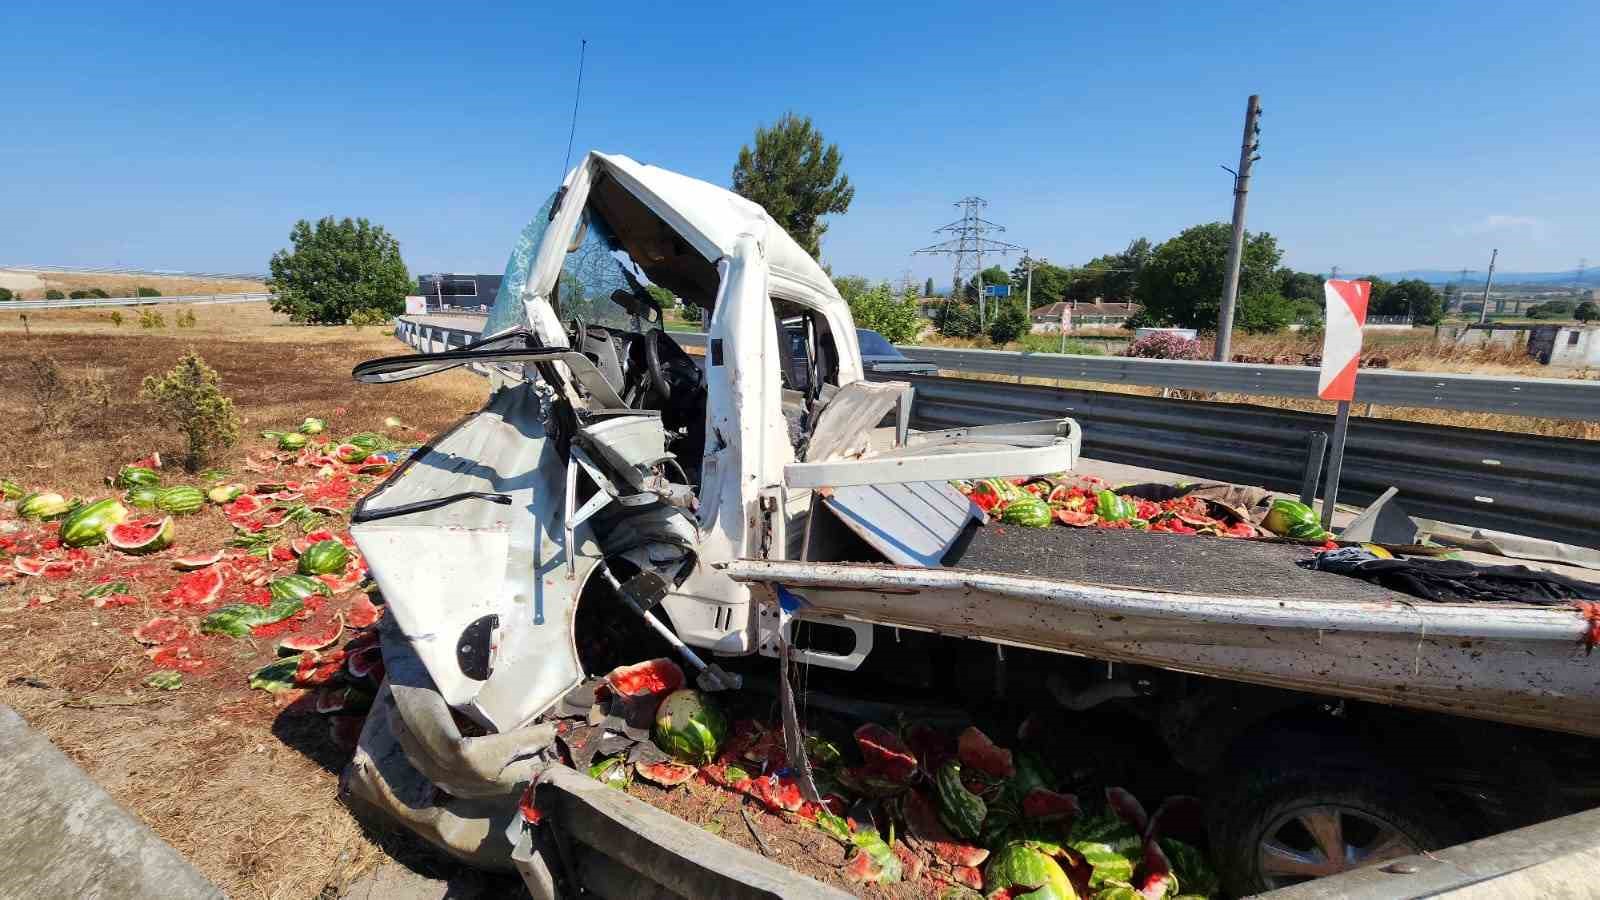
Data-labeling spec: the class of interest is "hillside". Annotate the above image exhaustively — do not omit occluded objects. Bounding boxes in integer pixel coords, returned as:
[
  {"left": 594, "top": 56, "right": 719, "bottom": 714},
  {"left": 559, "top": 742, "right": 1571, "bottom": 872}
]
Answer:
[{"left": 0, "top": 268, "right": 267, "bottom": 299}]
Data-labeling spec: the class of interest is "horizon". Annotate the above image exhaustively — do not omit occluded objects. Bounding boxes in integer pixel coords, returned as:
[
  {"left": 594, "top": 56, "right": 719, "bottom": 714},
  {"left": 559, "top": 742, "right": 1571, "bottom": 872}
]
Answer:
[{"left": 3, "top": 1, "right": 1596, "bottom": 285}]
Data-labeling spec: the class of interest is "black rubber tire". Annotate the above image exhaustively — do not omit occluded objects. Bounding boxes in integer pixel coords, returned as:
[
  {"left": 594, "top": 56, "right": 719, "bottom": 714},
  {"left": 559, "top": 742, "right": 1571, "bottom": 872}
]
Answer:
[{"left": 1205, "top": 761, "right": 1462, "bottom": 897}]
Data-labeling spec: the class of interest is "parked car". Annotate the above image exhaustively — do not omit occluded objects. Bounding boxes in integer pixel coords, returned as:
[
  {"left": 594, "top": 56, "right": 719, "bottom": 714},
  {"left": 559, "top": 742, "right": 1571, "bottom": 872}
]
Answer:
[{"left": 855, "top": 327, "right": 938, "bottom": 376}]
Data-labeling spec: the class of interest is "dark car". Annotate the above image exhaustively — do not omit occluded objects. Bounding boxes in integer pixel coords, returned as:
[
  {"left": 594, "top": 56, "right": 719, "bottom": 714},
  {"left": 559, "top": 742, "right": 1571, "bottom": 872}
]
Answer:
[{"left": 855, "top": 328, "right": 938, "bottom": 377}]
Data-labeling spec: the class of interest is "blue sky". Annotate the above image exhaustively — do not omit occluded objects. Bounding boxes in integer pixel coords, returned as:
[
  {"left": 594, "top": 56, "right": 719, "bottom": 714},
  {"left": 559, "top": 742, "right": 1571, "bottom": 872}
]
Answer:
[{"left": 4, "top": 1, "right": 1596, "bottom": 284}]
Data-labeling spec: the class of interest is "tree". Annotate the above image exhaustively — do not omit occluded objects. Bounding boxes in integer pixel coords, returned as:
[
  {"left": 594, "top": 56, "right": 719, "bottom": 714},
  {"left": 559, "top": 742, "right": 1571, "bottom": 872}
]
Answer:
[
  {"left": 45, "top": 289, "right": 64, "bottom": 300},
  {"left": 1234, "top": 292, "right": 1295, "bottom": 334},
  {"left": 846, "top": 282, "right": 921, "bottom": 344},
  {"left": 136, "top": 286, "right": 161, "bottom": 298},
  {"left": 731, "top": 113, "right": 853, "bottom": 259},
  {"left": 1276, "top": 268, "right": 1323, "bottom": 302},
  {"left": 1134, "top": 223, "right": 1282, "bottom": 330},
  {"left": 1358, "top": 275, "right": 1394, "bottom": 318},
  {"left": 1576, "top": 301, "right": 1598, "bottom": 322},
  {"left": 986, "top": 300, "right": 1029, "bottom": 345},
  {"left": 1380, "top": 279, "right": 1442, "bottom": 324},
  {"left": 935, "top": 301, "right": 980, "bottom": 338},
  {"left": 1527, "top": 300, "right": 1575, "bottom": 320},
  {"left": 0, "top": 287, "right": 12, "bottom": 301},
  {"left": 923, "top": 276, "right": 935, "bottom": 297},
  {"left": 266, "top": 217, "right": 411, "bottom": 325},
  {"left": 964, "top": 265, "right": 1011, "bottom": 301}
]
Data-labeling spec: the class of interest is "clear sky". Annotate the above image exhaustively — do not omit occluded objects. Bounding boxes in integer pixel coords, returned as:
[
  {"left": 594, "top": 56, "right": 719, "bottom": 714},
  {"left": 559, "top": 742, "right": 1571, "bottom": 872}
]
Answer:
[{"left": 4, "top": 1, "right": 1596, "bottom": 284}]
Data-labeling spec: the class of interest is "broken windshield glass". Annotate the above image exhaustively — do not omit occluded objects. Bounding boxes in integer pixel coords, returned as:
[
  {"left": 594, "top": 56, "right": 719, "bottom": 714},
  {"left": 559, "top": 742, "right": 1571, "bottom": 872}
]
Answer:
[
  {"left": 484, "top": 192, "right": 557, "bottom": 337},
  {"left": 557, "top": 207, "right": 649, "bottom": 332}
]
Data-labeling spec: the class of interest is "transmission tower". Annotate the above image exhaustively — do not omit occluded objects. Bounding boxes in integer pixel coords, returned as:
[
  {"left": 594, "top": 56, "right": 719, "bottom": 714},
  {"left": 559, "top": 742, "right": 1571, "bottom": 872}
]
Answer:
[
  {"left": 913, "top": 197, "right": 1024, "bottom": 325},
  {"left": 1577, "top": 258, "right": 1588, "bottom": 296}
]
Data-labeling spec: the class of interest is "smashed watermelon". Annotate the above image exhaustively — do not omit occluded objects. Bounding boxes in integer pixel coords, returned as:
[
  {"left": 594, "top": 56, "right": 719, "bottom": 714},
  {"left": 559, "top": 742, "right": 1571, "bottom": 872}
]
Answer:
[
  {"left": 344, "top": 593, "right": 381, "bottom": 628},
  {"left": 172, "top": 550, "right": 225, "bottom": 570},
  {"left": 165, "top": 568, "right": 225, "bottom": 607},
  {"left": 277, "top": 614, "right": 343, "bottom": 653},
  {"left": 635, "top": 761, "right": 697, "bottom": 788},
  {"left": 133, "top": 617, "right": 184, "bottom": 646},
  {"left": 957, "top": 725, "right": 1015, "bottom": 778},
  {"left": 853, "top": 723, "right": 918, "bottom": 783}
]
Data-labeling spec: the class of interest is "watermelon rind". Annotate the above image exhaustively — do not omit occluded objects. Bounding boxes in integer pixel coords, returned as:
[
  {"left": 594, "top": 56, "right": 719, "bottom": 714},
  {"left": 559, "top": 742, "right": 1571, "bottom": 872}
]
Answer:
[
  {"left": 346, "top": 433, "right": 383, "bottom": 452},
  {"left": 269, "top": 574, "right": 331, "bottom": 604},
  {"left": 172, "top": 550, "right": 225, "bottom": 570},
  {"left": 651, "top": 689, "right": 728, "bottom": 765},
  {"left": 248, "top": 656, "right": 301, "bottom": 693},
  {"left": 984, "top": 842, "right": 1076, "bottom": 899},
  {"left": 333, "top": 443, "right": 369, "bottom": 464},
  {"left": 200, "top": 598, "right": 304, "bottom": 638},
  {"left": 278, "top": 432, "right": 309, "bottom": 450},
  {"left": 18, "top": 492, "right": 72, "bottom": 521},
  {"left": 0, "top": 479, "right": 23, "bottom": 501},
  {"left": 108, "top": 516, "right": 176, "bottom": 555},
  {"left": 157, "top": 486, "right": 206, "bottom": 515},
  {"left": 144, "top": 670, "right": 184, "bottom": 691},
  {"left": 207, "top": 483, "right": 245, "bottom": 504},
  {"left": 61, "top": 498, "right": 130, "bottom": 548},
  {"left": 297, "top": 540, "right": 350, "bottom": 577},
  {"left": 82, "top": 581, "right": 131, "bottom": 599},
  {"left": 298, "top": 417, "right": 326, "bottom": 435},
  {"left": 116, "top": 466, "right": 161, "bottom": 489},
  {"left": 124, "top": 485, "right": 163, "bottom": 509},
  {"left": 276, "top": 614, "right": 343, "bottom": 654},
  {"left": 635, "top": 761, "right": 697, "bottom": 788}
]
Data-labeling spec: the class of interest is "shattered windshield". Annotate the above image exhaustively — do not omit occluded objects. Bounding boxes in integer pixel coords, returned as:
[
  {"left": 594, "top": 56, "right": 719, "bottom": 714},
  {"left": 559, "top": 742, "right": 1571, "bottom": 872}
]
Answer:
[
  {"left": 484, "top": 192, "right": 557, "bottom": 336},
  {"left": 556, "top": 207, "right": 645, "bottom": 332}
]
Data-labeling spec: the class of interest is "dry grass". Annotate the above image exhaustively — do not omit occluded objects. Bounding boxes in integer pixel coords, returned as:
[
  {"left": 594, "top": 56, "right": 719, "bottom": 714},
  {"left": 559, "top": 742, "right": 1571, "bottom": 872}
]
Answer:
[
  {"left": 0, "top": 268, "right": 266, "bottom": 300},
  {"left": 0, "top": 303, "right": 486, "bottom": 898}
]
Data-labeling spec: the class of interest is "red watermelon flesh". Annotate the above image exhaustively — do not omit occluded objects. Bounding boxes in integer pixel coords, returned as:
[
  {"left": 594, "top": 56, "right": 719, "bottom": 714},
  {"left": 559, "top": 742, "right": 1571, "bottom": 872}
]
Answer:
[
  {"left": 94, "top": 594, "right": 140, "bottom": 609},
  {"left": 131, "top": 452, "right": 162, "bottom": 470},
  {"left": 346, "top": 643, "right": 382, "bottom": 678},
  {"left": 344, "top": 593, "right": 381, "bottom": 628},
  {"left": 741, "top": 773, "right": 805, "bottom": 813},
  {"left": 946, "top": 866, "right": 984, "bottom": 891},
  {"left": 318, "top": 569, "right": 364, "bottom": 594},
  {"left": 1054, "top": 509, "right": 1098, "bottom": 526},
  {"left": 145, "top": 642, "right": 205, "bottom": 672},
  {"left": 173, "top": 550, "right": 225, "bottom": 570},
  {"left": 892, "top": 842, "right": 925, "bottom": 882},
  {"left": 1106, "top": 785, "right": 1151, "bottom": 834},
  {"left": 1022, "top": 788, "right": 1082, "bottom": 822},
  {"left": 635, "top": 761, "right": 697, "bottom": 788},
  {"left": 277, "top": 614, "right": 343, "bottom": 653},
  {"left": 166, "top": 568, "right": 225, "bottom": 607},
  {"left": 957, "top": 726, "right": 1015, "bottom": 778},
  {"left": 133, "top": 617, "right": 183, "bottom": 646},
  {"left": 606, "top": 657, "right": 684, "bottom": 697},
  {"left": 315, "top": 685, "right": 372, "bottom": 715},
  {"left": 900, "top": 788, "right": 989, "bottom": 867},
  {"left": 224, "top": 495, "right": 265, "bottom": 517},
  {"left": 1136, "top": 836, "right": 1175, "bottom": 897},
  {"left": 294, "top": 650, "right": 346, "bottom": 687},
  {"left": 853, "top": 723, "right": 917, "bottom": 783},
  {"left": 12, "top": 557, "right": 48, "bottom": 576},
  {"left": 841, "top": 850, "right": 882, "bottom": 884}
]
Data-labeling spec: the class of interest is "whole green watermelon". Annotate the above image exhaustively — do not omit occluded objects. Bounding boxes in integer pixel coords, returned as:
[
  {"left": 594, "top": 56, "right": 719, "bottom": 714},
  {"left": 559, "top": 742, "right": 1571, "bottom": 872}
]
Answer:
[
  {"left": 1262, "top": 498, "right": 1329, "bottom": 540},
  {"left": 116, "top": 466, "right": 161, "bottom": 489},
  {"left": 1000, "top": 497, "right": 1052, "bottom": 528},
  {"left": 124, "top": 486, "right": 163, "bottom": 509},
  {"left": 157, "top": 486, "right": 206, "bottom": 515},
  {"left": 60, "top": 498, "right": 130, "bottom": 548},
  {"left": 18, "top": 492, "right": 72, "bottom": 521},
  {"left": 269, "top": 574, "right": 331, "bottom": 604},
  {"left": 278, "top": 432, "right": 309, "bottom": 450},
  {"left": 984, "top": 842, "right": 1076, "bottom": 900},
  {"left": 298, "top": 540, "right": 350, "bottom": 576},
  {"left": 651, "top": 689, "right": 728, "bottom": 765},
  {"left": 347, "top": 433, "right": 383, "bottom": 452},
  {"left": 1, "top": 479, "right": 24, "bottom": 501}
]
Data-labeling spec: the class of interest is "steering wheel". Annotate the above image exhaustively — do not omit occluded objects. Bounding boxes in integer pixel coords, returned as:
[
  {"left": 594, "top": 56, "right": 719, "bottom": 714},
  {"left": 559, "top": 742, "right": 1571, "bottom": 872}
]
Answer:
[{"left": 645, "top": 328, "right": 700, "bottom": 402}]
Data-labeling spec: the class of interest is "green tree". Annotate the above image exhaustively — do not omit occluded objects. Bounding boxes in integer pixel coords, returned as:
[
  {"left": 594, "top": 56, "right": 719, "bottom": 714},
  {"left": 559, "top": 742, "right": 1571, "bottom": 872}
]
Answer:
[
  {"left": 1234, "top": 292, "right": 1295, "bottom": 333},
  {"left": 986, "top": 300, "right": 1029, "bottom": 345},
  {"left": 1576, "top": 301, "right": 1598, "bottom": 322},
  {"left": 1526, "top": 300, "right": 1575, "bottom": 320},
  {"left": 1011, "top": 255, "right": 1074, "bottom": 308},
  {"left": 1358, "top": 275, "right": 1394, "bottom": 318},
  {"left": 0, "top": 287, "right": 12, "bottom": 301},
  {"left": 846, "top": 282, "right": 921, "bottom": 344},
  {"left": 964, "top": 265, "right": 1011, "bottom": 301},
  {"left": 1276, "top": 268, "right": 1323, "bottom": 301},
  {"left": 140, "top": 350, "right": 241, "bottom": 472},
  {"left": 1380, "top": 279, "right": 1443, "bottom": 324},
  {"left": 267, "top": 217, "right": 411, "bottom": 324},
  {"left": 731, "top": 113, "right": 853, "bottom": 259},
  {"left": 923, "top": 276, "right": 935, "bottom": 297},
  {"left": 1134, "top": 223, "right": 1283, "bottom": 330},
  {"left": 935, "top": 300, "right": 980, "bottom": 338},
  {"left": 136, "top": 286, "right": 161, "bottom": 298},
  {"left": 45, "top": 289, "right": 64, "bottom": 300}
]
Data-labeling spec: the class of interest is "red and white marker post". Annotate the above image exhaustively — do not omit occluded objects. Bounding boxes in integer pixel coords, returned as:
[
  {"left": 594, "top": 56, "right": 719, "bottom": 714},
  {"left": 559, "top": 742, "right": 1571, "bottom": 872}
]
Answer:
[{"left": 1318, "top": 279, "right": 1371, "bottom": 529}]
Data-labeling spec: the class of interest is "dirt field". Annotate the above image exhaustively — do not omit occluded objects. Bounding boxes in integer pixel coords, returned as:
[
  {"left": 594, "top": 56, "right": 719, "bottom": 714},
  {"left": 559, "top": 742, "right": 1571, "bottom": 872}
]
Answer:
[
  {"left": 0, "top": 268, "right": 266, "bottom": 300},
  {"left": 0, "top": 303, "right": 487, "bottom": 899}
]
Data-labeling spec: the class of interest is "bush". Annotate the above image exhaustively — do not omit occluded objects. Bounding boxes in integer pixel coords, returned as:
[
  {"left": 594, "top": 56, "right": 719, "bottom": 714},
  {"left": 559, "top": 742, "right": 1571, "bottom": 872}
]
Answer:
[
  {"left": 69, "top": 290, "right": 91, "bottom": 299},
  {"left": 139, "top": 308, "right": 166, "bottom": 328},
  {"left": 109, "top": 311, "right": 124, "bottom": 327},
  {"left": 24, "top": 354, "right": 112, "bottom": 436},
  {"left": 140, "top": 351, "right": 241, "bottom": 472},
  {"left": 347, "top": 307, "right": 392, "bottom": 328},
  {"left": 136, "top": 287, "right": 161, "bottom": 298},
  {"left": 935, "top": 301, "right": 981, "bottom": 338},
  {"left": 88, "top": 288, "right": 109, "bottom": 298},
  {"left": 847, "top": 283, "right": 921, "bottom": 344},
  {"left": 1577, "top": 301, "right": 1598, "bottom": 322},
  {"left": 986, "top": 301, "right": 1029, "bottom": 345},
  {"left": 45, "top": 289, "right": 64, "bottom": 300},
  {"left": 1234, "top": 291, "right": 1295, "bottom": 334},
  {"left": 1126, "top": 331, "right": 1200, "bottom": 360},
  {"left": 176, "top": 309, "right": 197, "bottom": 328},
  {"left": 0, "top": 287, "right": 13, "bottom": 301}
]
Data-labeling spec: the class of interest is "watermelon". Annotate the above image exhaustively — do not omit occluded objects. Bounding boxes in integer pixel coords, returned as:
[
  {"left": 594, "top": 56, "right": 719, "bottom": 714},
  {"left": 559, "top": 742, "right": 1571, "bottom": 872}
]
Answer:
[
  {"left": 269, "top": 574, "right": 330, "bottom": 604},
  {"left": 843, "top": 827, "right": 903, "bottom": 884},
  {"left": 116, "top": 466, "right": 161, "bottom": 489},
  {"left": 383, "top": 416, "right": 405, "bottom": 429},
  {"left": 1054, "top": 508, "right": 1098, "bottom": 527},
  {"left": 854, "top": 723, "right": 918, "bottom": 782},
  {"left": 277, "top": 614, "right": 343, "bottom": 653},
  {"left": 1000, "top": 497, "right": 1053, "bottom": 528},
  {"left": 934, "top": 762, "right": 987, "bottom": 841},
  {"left": 131, "top": 452, "right": 162, "bottom": 470},
  {"left": 347, "top": 433, "right": 383, "bottom": 452},
  {"left": 333, "top": 443, "right": 369, "bottom": 464},
  {"left": 346, "top": 642, "right": 383, "bottom": 678},
  {"left": 124, "top": 485, "right": 163, "bottom": 509},
  {"left": 957, "top": 726, "right": 1015, "bottom": 778},
  {"left": 278, "top": 432, "right": 309, "bottom": 450},
  {"left": 297, "top": 649, "right": 347, "bottom": 686},
  {"left": 60, "top": 498, "right": 130, "bottom": 547},
  {"left": 108, "top": 517, "right": 175, "bottom": 555},
  {"left": 225, "top": 494, "right": 265, "bottom": 517},
  {"left": 173, "top": 549, "right": 225, "bottom": 570},
  {"left": 1096, "top": 490, "right": 1137, "bottom": 523},
  {"left": 200, "top": 598, "right": 304, "bottom": 638},
  {"left": 345, "top": 593, "right": 381, "bottom": 627},
  {"left": 248, "top": 656, "right": 301, "bottom": 693},
  {"left": 297, "top": 540, "right": 350, "bottom": 576},
  {"left": 1262, "top": 498, "right": 1329, "bottom": 541},
  {"left": 984, "top": 842, "right": 1076, "bottom": 900},
  {"left": 143, "top": 670, "right": 183, "bottom": 691},
  {"left": 157, "top": 486, "right": 205, "bottom": 515},
  {"left": 1, "top": 479, "right": 23, "bottom": 501},
  {"left": 299, "top": 417, "right": 326, "bottom": 435},
  {"left": 315, "top": 684, "right": 373, "bottom": 715},
  {"left": 207, "top": 483, "right": 244, "bottom": 504},
  {"left": 606, "top": 657, "right": 685, "bottom": 697},
  {"left": 145, "top": 641, "right": 204, "bottom": 671},
  {"left": 899, "top": 789, "right": 990, "bottom": 867},
  {"left": 83, "top": 581, "right": 131, "bottom": 599},
  {"left": 634, "top": 761, "right": 697, "bottom": 788},
  {"left": 167, "top": 567, "right": 226, "bottom": 606},
  {"left": 21, "top": 493, "right": 76, "bottom": 521},
  {"left": 134, "top": 617, "right": 184, "bottom": 646},
  {"left": 12, "top": 556, "right": 46, "bottom": 576},
  {"left": 1023, "top": 788, "right": 1082, "bottom": 823},
  {"left": 318, "top": 568, "right": 365, "bottom": 594},
  {"left": 651, "top": 689, "right": 728, "bottom": 765}
]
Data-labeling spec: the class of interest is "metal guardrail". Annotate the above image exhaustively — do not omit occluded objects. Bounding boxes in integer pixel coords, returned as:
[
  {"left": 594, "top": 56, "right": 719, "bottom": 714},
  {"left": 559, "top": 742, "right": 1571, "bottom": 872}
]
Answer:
[
  {"left": 5, "top": 291, "right": 272, "bottom": 311},
  {"left": 394, "top": 318, "right": 1600, "bottom": 548}
]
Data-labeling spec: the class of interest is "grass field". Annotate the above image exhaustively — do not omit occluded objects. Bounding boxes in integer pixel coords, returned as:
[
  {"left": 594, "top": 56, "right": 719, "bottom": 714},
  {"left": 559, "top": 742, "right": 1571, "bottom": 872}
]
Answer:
[
  {"left": 0, "top": 302, "right": 488, "bottom": 898},
  {"left": 0, "top": 268, "right": 267, "bottom": 300}
]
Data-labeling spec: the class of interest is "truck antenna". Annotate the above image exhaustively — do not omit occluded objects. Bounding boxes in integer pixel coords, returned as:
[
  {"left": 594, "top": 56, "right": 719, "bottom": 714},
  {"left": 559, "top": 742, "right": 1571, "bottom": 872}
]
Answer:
[{"left": 560, "top": 39, "right": 588, "bottom": 179}]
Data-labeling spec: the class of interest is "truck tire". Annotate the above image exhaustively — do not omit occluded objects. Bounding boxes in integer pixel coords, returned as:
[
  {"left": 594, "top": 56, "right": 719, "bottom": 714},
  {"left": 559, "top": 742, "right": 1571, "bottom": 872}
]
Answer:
[{"left": 1206, "top": 763, "right": 1460, "bottom": 896}]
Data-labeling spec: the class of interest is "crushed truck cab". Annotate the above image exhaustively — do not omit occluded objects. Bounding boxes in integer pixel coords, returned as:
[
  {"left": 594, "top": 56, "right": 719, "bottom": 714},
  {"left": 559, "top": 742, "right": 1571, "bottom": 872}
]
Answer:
[{"left": 339, "top": 152, "right": 1078, "bottom": 878}]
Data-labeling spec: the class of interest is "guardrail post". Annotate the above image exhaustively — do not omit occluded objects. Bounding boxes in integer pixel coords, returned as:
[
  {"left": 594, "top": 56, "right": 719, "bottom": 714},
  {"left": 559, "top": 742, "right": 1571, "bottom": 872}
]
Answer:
[{"left": 1299, "top": 431, "right": 1329, "bottom": 507}]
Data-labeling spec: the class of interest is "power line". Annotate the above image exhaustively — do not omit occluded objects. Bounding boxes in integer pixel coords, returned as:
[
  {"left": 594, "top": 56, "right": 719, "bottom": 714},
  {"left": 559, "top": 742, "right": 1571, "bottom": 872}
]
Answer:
[
  {"left": 560, "top": 39, "right": 588, "bottom": 179},
  {"left": 912, "top": 197, "right": 1024, "bottom": 325}
]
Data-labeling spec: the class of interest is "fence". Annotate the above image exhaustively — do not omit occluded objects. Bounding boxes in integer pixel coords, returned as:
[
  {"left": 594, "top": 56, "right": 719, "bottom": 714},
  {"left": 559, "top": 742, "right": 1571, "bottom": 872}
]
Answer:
[
  {"left": 4, "top": 292, "right": 271, "bottom": 311},
  {"left": 395, "top": 317, "right": 1600, "bottom": 548}
]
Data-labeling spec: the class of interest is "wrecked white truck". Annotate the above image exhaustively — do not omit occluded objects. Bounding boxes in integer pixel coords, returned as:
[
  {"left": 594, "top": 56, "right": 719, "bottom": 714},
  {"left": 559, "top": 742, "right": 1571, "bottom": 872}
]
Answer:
[{"left": 343, "top": 152, "right": 1600, "bottom": 897}]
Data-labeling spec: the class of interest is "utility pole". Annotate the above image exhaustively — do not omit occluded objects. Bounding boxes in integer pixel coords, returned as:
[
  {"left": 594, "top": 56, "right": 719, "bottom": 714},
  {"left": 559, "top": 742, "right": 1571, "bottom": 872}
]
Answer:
[
  {"left": 1215, "top": 94, "right": 1262, "bottom": 362},
  {"left": 1477, "top": 248, "right": 1499, "bottom": 324}
]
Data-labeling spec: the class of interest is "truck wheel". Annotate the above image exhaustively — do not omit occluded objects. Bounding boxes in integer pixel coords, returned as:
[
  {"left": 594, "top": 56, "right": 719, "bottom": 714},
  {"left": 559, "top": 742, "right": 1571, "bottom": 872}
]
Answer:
[{"left": 1207, "top": 765, "right": 1458, "bottom": 895}]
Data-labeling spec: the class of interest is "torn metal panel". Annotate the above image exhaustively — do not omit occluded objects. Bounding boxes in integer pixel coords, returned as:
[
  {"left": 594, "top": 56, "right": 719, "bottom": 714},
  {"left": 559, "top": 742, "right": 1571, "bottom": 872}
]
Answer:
[
  {"left": 784, "top": 417, "right": 1081, "bottom": 489},
  {"left": 803, "top": 380, "right": 911, "bottom": 462},
  {"left": 821, "top": 480, "right": 979, "bottom": 567},
  {"left": 721, "top": 558, "right": 1600, "bottom": 739}
]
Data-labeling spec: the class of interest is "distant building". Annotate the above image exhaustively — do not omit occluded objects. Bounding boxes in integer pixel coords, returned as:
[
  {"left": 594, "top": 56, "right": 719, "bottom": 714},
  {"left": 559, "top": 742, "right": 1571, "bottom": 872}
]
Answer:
[
  {"left": 1029, "top": 299, "right": 1140, "bottom": 333},
  {"left": 417, "top": 274, "right": 500, "bottom": 312}
]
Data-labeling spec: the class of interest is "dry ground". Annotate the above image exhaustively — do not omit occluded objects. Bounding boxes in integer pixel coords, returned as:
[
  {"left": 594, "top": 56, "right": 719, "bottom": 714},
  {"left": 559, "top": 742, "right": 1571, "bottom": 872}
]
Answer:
[
  {"left": 0, "top": 303, "right": 486, "bottom": 899},
  {"left": 0, "top": 268, "right": 266, "bottom": 300}
]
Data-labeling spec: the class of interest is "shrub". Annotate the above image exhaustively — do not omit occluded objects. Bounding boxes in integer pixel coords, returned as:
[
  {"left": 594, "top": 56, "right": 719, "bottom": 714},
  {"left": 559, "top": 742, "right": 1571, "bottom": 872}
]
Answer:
[
  {"left": 24, "top": 354, "right": 112, "bottom": 436},
  {"left": 140, "top": 351, "right": 241, "bottom": 472},
  {"left": 935, "top": 301, "right": 981, "bottom": 338},
  {"left": 175, "top": 309, "right": 197, "bottom": 328},
  {"left": 1126, "top": 331, "right": 1200, "bottom": 360},
  {"left": 139, "top": 309, "right": 166, "bottom": 329},
  {"left": 986, "top": 301, "right": 1030, "bottom": 346},
  {"left": 109, "top": 311, "right": 124, "bottom": 327},
  {"left": 136, "top": 287, "right": 161, "bottom": 298},
  {"left": 1577, "top": 301, "right": 1598, "bottom": 322},
  {"left": 69, "top": 290, "right": 91, "bottom": 299},
  {"left": 1235, "top": 291, "right": 1295, "bottom": 334},
  {"left": 347, "top": 307, "right": 392, "bottom": 327},
  {"left": 88, "top": 288, "right": 109, "bottom": 298},
  {"left": 45, "top": 289, "right": 64, "bottom": 300},
  {"left": 0, "top": 287, "right": 13, "bottom": 301},
  {"left": 846, "top": 282, "right": 921, "bottom": 344}
]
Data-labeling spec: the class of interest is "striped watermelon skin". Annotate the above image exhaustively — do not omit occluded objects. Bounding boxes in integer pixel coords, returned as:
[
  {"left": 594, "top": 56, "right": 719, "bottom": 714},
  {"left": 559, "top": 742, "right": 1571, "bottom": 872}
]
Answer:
[
  {"left": 124, "top": 486, "right": 162, "bottom": 509},
  {"left": 297, "top": 540, "right": 350, "bottom": 576},
  {"left": 1, "top": 479, "right": 22, "bottom": 501},
  {"left": 60, "top": 498, "right": 130, "bottom": 548},
  {"left": 116, "top": 466, "right": 161, "bottom": 489},
  {"left": 935, "top": 762, "right": 987, "bottom": 841},
  {"left": 651, "top": 689, "right": 728, "bottom": 765},
  {"left": 18, "top": 492, "right": 71, "bottom": 520},
  {"left": 269, "top": 574, "right": 331, "bottom": 604},
  {"left": 158, "top": 486, "right": 206, "bottom": 515}
]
